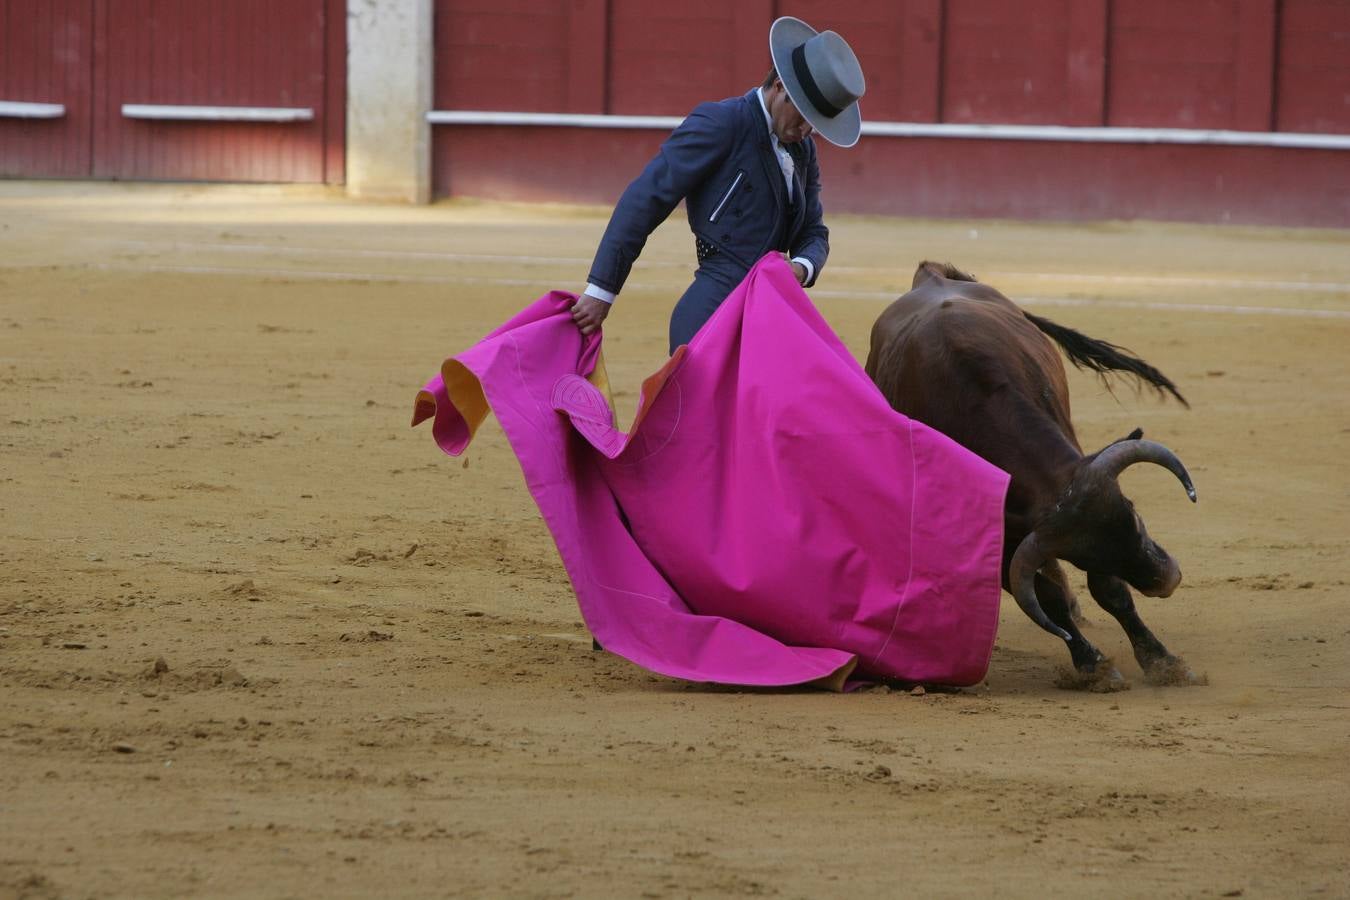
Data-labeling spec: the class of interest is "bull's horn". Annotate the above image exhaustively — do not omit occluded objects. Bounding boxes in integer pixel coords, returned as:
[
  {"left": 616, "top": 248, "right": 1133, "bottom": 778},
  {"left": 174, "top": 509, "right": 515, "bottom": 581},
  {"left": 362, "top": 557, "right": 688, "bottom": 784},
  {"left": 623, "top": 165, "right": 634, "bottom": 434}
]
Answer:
[
  {"left": 1090, "top": 439, "right": 1197, "bottom": 503},
  {"left": 1008, "top": 532, "right": 1072, "bottom": 642}
]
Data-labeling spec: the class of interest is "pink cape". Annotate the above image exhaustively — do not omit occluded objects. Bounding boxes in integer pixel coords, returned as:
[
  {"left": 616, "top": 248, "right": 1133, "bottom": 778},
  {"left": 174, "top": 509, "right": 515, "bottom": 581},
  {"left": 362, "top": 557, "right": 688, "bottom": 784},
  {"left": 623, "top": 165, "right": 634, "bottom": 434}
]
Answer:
[{"left": 413, "top": 255, "right": 1009, "bottom": 689}]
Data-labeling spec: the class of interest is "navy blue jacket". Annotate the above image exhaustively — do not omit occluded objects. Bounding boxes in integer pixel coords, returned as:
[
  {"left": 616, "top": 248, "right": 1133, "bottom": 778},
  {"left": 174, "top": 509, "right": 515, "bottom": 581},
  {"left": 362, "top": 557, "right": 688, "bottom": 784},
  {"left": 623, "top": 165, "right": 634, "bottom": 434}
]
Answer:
[{"left": 587, "top": 89, "right": 829, "bottom": 295}]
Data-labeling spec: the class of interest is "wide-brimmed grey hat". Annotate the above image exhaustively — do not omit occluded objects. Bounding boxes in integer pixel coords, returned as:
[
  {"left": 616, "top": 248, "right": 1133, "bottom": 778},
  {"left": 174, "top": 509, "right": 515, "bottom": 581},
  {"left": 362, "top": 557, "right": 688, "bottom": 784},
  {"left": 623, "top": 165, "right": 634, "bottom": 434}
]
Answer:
[{"left": 769, "top": 16, "right": 865, "bottom": 148}]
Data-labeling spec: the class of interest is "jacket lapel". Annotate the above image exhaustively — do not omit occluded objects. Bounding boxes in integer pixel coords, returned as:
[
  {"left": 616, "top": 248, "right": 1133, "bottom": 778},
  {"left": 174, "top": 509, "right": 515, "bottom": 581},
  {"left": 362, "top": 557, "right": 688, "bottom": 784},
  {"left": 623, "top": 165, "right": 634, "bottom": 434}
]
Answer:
[
  {"left": 747, "top": 93, "right": 786, "bottom": 220},
  {"left": 786, "top": 142, "right": 806, "bottom": 230}
]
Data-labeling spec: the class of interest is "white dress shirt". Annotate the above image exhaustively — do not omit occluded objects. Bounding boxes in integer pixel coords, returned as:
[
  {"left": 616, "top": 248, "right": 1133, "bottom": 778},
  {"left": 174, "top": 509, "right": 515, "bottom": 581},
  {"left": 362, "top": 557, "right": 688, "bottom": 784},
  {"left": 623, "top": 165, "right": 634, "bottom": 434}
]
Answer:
[{"left": 756, "top": 87, "right": 816, "bottom": 287}]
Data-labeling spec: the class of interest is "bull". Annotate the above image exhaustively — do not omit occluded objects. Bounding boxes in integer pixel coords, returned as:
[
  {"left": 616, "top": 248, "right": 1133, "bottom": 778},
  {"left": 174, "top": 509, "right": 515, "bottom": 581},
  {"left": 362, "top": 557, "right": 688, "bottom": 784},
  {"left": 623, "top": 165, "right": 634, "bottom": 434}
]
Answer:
[{"left": 865, "top": 262, "right": 1199, "bottom": 687}]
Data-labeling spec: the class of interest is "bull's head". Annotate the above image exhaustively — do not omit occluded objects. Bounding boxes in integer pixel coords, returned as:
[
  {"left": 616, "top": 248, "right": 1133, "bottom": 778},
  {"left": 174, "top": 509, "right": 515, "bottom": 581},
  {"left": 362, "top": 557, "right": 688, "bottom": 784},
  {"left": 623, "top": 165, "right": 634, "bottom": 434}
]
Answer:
[{"left": 1008, "top": 429, "right": 1197, "bottom": 642}]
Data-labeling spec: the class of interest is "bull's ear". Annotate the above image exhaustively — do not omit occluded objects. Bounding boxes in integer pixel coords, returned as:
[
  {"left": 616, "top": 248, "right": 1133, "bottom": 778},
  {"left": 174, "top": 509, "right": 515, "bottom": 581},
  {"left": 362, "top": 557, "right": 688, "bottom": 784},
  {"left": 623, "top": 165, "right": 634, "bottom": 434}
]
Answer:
[{"left": 1096, "top": 427, "right": 1143, "bottom": 453}]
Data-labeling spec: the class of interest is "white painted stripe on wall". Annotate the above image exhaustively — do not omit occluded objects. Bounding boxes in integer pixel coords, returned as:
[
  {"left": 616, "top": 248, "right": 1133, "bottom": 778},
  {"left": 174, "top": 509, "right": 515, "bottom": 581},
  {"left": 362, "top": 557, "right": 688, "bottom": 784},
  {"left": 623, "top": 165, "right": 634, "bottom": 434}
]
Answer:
[
  {"left": 0, "top": 100, "right": 65, "bottom": 118},
  {"left": 427, "top": 109, "right": 1350, "bottom": 151},
  {"left": 58, "top": 261, "right": 1350, "bottom": 319},
  {"left": 121, "top": 104, "right": 315, "bottom": 122},
  {"left": 860, "top": 121, "right": 1350, "bottom": 150},
  {"left": 428, "top": 110, "right": 683, "bottom": 130}
]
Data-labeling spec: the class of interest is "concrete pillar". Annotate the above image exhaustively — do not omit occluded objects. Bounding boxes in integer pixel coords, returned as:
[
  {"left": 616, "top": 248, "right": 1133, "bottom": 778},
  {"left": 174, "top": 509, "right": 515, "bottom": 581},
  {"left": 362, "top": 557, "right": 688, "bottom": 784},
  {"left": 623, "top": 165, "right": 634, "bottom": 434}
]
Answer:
[{"left": 346, "top": 0, "right": 432, "bottom": 203}]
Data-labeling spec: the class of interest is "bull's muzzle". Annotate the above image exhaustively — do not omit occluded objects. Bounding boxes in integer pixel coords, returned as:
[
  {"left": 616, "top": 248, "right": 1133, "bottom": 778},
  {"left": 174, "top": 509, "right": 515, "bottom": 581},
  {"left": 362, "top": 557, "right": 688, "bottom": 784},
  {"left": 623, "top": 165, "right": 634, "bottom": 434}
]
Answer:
[{"left": 1137, "top": 554, "right": 1182, "bottom": 598}]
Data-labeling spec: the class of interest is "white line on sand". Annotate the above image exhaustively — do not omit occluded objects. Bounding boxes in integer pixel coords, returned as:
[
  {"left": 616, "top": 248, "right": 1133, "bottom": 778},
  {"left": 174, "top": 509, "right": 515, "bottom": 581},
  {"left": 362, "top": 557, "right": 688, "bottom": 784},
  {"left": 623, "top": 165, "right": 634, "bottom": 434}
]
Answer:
[
  {"left": 986, "top": 271, "right": 1350, "bottom": 294},
  {"left": 112, "top": 239, "right": 609, "bottom": 268},
  {"left": 81, "top": 261, "right": 552, "bottom": 288},
  {"left": 812, "top": 289, "right": 1350, "bottom": 319},
  {"left": 66, "top": 261, "right": 1350, "bottom": 320},
  {"left": 106, "top": 240, "right": 1350, "bottom": 295}
]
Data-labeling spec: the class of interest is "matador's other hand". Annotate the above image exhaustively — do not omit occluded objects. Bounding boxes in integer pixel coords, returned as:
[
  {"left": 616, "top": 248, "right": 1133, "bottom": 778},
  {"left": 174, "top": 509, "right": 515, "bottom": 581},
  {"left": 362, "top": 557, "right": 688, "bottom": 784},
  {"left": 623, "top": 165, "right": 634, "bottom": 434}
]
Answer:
[{"left": 570, "top": 293, "right": 611, "bottom": 336}]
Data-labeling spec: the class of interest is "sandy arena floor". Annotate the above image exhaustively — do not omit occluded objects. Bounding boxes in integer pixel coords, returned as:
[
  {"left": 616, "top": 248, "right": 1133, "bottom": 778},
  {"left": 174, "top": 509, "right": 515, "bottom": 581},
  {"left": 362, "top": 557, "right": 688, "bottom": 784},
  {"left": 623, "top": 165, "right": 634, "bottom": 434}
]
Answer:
[{"left": 1, "top": 182, "right": 1348, "bottom": 899}]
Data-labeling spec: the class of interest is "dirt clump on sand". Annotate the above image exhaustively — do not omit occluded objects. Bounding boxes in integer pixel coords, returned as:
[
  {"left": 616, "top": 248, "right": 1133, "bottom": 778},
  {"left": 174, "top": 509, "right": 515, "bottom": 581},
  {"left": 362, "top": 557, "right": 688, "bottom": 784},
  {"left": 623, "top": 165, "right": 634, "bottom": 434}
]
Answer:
[
  {"left": 1053, "top": 660, "right": 1133, "bottom": 693},
  {"left": 1143, "top": 656, "right": 1209, "bottom": 687}
]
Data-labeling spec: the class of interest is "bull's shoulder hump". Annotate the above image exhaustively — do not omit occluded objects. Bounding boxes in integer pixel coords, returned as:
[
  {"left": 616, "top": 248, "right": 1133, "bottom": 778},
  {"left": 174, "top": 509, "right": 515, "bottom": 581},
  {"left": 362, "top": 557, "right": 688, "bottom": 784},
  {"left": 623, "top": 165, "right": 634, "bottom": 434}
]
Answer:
[
  {"left": 875, "top": 285, "right": 1035, "bottom": 344},
  {"left": 899, "top": 288, "right": 1024, "bottom": 324},
  {"left": 937, "top": 282, "right": 1018, "bottom": 307}
]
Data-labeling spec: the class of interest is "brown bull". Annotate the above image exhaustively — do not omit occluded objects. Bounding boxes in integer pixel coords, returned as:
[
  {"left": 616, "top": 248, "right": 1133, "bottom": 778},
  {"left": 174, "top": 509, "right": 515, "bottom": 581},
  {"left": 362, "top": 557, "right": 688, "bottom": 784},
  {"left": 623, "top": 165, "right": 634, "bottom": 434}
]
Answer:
[{"left": 866, "top": 262, "right": 1199, "bottom": 686}]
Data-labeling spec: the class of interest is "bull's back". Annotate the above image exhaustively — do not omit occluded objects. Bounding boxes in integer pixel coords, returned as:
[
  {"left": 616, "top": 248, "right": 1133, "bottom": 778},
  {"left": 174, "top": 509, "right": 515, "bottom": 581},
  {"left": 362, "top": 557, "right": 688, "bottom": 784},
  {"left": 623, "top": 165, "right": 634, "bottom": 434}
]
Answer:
[{"left": 866, "top": 283, "right": 1072, "bottom": 460}]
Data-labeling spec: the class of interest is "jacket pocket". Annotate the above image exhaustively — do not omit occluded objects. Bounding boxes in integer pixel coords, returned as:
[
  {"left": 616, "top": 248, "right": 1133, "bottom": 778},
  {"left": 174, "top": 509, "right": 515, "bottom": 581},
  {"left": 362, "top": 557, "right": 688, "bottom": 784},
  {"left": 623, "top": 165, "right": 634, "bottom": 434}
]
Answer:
[{"left": 708, "top": 170, "right": 746, "bottom": 223}]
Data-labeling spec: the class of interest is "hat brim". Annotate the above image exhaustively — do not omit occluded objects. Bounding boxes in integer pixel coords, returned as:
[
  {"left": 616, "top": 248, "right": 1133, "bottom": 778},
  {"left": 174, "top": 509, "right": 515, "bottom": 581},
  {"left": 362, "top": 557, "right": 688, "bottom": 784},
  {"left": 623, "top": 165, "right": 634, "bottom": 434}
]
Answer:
[{"left": 769, "top": 16, "right": 862, "bottom": 148}]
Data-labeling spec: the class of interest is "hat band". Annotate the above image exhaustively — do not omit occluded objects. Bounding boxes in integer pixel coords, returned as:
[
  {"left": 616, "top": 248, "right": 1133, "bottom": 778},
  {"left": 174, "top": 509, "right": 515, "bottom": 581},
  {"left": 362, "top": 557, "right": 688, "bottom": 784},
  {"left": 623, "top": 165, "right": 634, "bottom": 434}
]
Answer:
[{"left": 791, "top": 44, "right": 844, "bottom": 118}]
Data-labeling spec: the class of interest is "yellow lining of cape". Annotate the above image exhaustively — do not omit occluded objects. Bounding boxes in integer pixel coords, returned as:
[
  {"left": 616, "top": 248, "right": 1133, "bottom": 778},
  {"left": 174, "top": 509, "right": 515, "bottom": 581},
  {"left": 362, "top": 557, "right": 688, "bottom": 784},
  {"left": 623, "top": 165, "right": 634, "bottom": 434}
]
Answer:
[{"left": 442, "top": 348, "right": 615, "bottom": 445}]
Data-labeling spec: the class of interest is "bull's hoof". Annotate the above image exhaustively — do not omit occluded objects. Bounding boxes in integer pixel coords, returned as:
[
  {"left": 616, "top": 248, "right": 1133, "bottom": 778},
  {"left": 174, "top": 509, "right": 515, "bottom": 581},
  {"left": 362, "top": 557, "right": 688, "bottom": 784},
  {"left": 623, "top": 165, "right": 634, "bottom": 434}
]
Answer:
[
  {"left": 1143, "top": 656, "right": 1208, "bottom": 686},
  {"left": 1055, "top": 663, "right": 1130, "bottom": 693}
]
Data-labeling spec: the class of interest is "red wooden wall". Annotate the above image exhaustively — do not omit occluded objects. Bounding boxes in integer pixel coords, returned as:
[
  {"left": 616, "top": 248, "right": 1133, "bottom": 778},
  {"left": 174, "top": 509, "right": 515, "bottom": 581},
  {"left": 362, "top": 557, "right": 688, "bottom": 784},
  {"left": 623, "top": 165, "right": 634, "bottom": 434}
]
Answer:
[
  {"left": 0, "top": 0, "right": 345, "bottom": 183},
  {"left": 431, "top": 0, "right": 1350, "bottom": 227},
  {"left": 0, "top": 0, "right": 95, "bottom": 177},
  {"left": 941, "top": 0, "right": 1078, "bottom": 125},
  {"left": 1277, "top": 0, "right": 1350, "bottom": 133},
  {"left": 5, "top": 0, "right": 1345, "bottom": 222},
  {"left": 434, "top": 0, "right": 571, "bottom": 113}
]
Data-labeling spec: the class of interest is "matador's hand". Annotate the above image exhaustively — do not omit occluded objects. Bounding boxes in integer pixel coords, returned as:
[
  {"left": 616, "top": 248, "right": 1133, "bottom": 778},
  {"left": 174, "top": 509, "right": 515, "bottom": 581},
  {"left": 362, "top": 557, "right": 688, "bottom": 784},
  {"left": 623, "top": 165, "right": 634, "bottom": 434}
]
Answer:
[{"left": 570, "top": 293, "right": 611, "bottom": 336}]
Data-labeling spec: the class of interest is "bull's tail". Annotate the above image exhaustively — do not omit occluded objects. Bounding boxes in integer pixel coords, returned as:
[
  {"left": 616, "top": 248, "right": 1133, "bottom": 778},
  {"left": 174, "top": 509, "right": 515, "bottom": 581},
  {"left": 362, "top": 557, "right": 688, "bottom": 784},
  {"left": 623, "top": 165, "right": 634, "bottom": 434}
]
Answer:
[{"left": 1024, "top": 311, "right": 1189, "bottom": 407}]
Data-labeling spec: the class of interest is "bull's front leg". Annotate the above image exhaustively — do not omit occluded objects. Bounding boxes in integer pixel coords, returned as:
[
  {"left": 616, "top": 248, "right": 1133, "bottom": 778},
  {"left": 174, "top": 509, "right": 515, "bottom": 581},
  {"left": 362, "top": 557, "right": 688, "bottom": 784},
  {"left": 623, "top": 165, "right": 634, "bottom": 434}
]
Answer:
[
  {"left": 1086, "top": 573, "right": 1203, "bottom": 685},
  {"left": 1034, "top": 570, "right": 1122, "bottom": 686},
  {"left": 1041, "top": 559, "right": 1086, "bottom": 625}
]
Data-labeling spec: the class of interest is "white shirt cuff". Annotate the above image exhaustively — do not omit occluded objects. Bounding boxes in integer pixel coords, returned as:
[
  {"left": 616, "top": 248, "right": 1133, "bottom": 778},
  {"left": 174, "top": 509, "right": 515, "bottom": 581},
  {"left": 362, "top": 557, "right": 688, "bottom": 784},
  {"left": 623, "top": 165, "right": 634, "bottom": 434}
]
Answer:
[
  {"left": 583, "top": 283, "right": 616, "bottom": 304},
  {"left": 790, "top": 257, "right": 815, "bottom": 285}
]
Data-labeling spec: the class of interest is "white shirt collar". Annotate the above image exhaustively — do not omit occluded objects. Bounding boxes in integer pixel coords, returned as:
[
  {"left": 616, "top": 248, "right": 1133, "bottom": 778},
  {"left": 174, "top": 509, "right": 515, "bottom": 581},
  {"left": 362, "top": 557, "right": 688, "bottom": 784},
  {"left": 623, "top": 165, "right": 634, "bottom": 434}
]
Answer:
[{"left": 756, "top": 88, "right": 777, "bottom": 145}]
